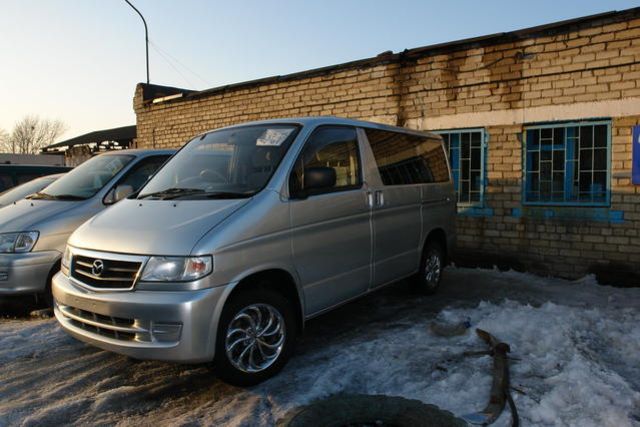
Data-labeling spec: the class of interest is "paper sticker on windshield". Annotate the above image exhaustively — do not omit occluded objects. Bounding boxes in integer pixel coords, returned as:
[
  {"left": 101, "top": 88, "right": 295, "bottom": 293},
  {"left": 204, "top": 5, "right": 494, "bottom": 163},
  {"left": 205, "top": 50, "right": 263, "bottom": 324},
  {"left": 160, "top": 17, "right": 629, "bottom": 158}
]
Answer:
[{"left": 256, "top": 128, "right": 293, "bottom": 146}]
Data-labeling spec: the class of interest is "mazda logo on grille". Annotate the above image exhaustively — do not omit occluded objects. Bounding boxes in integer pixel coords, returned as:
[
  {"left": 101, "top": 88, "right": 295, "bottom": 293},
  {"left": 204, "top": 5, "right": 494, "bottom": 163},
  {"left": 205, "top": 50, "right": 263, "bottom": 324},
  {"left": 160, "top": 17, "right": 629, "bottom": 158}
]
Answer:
[{"left": 92, "top": 260, "right": 105, "bottom": 276}]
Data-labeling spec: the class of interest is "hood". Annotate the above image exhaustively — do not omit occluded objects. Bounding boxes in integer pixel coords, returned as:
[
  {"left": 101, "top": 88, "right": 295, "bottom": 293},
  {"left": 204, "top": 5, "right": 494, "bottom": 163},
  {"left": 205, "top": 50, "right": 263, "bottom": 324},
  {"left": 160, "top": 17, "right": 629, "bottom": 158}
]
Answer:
[
  {"left": 69, "top": 198, "right": 251, "bottom": 255},
  {"left": 0, "top": 199, "right": 83, "bottom": 232}
]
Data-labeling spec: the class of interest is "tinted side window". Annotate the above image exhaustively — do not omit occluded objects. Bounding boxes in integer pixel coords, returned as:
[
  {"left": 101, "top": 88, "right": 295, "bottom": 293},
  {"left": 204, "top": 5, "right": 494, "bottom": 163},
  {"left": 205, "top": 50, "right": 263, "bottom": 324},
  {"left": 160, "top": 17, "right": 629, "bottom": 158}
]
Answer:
[
  {"left": 118, "top": 156, "right": 169, "bottom": 191},
  {"left": 364, "top": 129, "right": 449, "bottom": 185},
  {"left": 291, "top": 127, "right": 361, "bottom": 195}
]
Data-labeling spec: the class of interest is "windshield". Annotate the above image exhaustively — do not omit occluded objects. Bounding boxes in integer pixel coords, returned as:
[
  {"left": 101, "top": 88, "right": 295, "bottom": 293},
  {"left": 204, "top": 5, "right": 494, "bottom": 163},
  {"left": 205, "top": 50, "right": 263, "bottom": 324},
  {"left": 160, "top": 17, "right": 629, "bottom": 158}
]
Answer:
[
  {"left": 138, "top": 124, "right": 300, "bottom": 200},
  {"left": 35, "top": 155, "right": 133, "bottom": 200},
  {"left": 0, "top": 175, "right": 58, "bottom": 205}
]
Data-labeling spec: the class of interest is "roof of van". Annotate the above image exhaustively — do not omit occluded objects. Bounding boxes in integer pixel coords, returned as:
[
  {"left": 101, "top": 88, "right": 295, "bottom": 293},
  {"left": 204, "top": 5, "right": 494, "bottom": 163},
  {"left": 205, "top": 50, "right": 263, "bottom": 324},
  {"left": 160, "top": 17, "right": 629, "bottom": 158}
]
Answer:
[
  {"left": 0, "top": 164, "right": 71, "bottom": 170},
  {"left": 198, "top": 116, "right": 443, "bottom": 140}
]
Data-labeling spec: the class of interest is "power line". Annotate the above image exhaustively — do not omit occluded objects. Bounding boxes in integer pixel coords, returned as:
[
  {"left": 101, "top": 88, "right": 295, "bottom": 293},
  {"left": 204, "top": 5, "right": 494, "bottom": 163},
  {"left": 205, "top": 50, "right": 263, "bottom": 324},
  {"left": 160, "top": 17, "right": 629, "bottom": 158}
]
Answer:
[
  {"left": 149, "top": 43, "right": 197, "bottom": 88},
  {"left": 149, "top": 39, "right": 211, "bottom": 88}
]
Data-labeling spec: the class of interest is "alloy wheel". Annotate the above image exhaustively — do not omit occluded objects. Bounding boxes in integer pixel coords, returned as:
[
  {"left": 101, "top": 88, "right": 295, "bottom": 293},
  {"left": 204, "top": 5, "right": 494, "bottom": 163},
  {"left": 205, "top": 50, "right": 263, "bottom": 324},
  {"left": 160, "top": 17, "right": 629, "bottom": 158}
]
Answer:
[
  {"left": 225, "top": 303, "right": 286, "bottom": 373},
  {"left": 424, "top": 252, "right": 442, "bottom": 288}
]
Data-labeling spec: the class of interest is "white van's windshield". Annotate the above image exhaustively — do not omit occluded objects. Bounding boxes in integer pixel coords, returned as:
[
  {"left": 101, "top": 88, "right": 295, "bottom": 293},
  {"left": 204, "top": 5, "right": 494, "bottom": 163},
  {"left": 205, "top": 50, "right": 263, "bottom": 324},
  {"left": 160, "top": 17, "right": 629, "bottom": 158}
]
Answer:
[
  {"left": 29, "top": 155, "right": 133, "bottom": 200},
  {"left": 138, "top": 124, "right": 300, "bottom": 200}
]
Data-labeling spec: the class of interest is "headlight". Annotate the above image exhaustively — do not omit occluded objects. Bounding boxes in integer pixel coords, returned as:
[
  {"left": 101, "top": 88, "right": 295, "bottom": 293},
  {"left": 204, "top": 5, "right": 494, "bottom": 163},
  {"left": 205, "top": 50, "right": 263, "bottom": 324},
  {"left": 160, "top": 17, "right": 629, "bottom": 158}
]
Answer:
[
  {"left": 61, "top": 245, "right": 72, "bottom": 276},
  {"left": 140, "top": 256, "right": 212, "bottom": 282},
  {"left": 0, "top": 231, "right": 39, "bottom": 253}
]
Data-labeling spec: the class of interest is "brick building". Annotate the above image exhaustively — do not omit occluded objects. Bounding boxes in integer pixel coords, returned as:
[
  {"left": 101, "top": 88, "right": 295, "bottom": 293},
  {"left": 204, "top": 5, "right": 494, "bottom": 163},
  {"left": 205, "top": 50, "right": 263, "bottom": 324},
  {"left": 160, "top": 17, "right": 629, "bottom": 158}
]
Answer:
[{"left": 132, "top": 8, "right": 640, "bottom": 283}]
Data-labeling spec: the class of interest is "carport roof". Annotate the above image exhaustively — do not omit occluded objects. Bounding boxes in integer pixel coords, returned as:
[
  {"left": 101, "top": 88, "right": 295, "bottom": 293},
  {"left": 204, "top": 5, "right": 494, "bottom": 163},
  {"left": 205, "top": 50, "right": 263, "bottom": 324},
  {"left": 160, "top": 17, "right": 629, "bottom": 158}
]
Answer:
[{"left": 43, "top": 125, "right": 136, "bottom": 151}]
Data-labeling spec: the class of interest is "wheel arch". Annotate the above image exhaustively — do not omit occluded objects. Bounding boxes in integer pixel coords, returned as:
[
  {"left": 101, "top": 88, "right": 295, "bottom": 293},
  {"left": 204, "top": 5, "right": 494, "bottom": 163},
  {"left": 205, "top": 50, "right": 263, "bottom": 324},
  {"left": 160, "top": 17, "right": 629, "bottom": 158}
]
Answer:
[
  {"left": 208, "top": 266, "right": 305, "bottom": 358},
  {"left": 45, "top": 258, "right": 62, "bottom": 292},
  {"left": 422, "top": 228, "right": 448, "bottom": 264},
  {"left": 227, "top": 268, "right": 304, "bottom": 331}
]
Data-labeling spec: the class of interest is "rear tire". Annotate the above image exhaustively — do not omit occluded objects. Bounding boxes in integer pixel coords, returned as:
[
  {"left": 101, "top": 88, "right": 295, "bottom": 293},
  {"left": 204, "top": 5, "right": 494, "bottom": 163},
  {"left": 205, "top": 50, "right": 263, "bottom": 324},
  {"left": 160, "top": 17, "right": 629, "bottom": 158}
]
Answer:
[
  {"left": 412, "top": 240, "right": 445, "bottom": 295},
  {"left": 214, "top": 287, "right": 297, "bottom": 386}
]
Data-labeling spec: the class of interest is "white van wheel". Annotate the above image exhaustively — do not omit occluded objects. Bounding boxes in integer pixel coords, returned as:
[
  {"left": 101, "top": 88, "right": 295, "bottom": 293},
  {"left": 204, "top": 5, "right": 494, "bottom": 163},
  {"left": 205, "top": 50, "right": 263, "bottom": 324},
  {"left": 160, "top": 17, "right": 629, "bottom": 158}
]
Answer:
[
  {"left": 225, "top": 303, "right": 286, "bottom": 373},
  {"left": 413, "top": 241, "right": 444, "bottom": 295},
  {"left": 215, "top": 288, "right": 296, "bottom": 386}
]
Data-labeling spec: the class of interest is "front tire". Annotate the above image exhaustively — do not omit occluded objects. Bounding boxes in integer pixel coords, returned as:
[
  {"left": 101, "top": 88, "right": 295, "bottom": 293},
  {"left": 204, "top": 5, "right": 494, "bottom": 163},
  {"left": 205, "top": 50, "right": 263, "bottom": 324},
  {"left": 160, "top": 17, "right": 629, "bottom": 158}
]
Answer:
[
  {"left": 214, "top": 288, "right": 296, "bottom": 386},
  {"left": 40, "top": 264, "right": 60, "bottom": 308},
  {"left": 412, "top": 241, "right": 445, "bottom": 295}
]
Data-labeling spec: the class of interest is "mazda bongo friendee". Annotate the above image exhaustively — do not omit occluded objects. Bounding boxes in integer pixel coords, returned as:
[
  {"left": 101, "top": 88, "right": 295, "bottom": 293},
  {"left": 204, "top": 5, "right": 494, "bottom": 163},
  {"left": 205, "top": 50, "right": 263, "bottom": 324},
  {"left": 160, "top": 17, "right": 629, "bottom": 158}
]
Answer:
[{"left": 53, "top": 117, "right": 456, "bottom": 386}]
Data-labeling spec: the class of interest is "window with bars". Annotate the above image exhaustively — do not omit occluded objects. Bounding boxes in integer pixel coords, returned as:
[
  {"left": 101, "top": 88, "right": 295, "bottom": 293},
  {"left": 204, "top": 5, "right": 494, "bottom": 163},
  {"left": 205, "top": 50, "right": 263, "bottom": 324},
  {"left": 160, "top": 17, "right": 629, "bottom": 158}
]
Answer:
[
  {"left": 437, "top": 129, "right": 485, "bottom": 205},
  {"left": 524, "top": 121, "right": 610, "bottom": 206}
]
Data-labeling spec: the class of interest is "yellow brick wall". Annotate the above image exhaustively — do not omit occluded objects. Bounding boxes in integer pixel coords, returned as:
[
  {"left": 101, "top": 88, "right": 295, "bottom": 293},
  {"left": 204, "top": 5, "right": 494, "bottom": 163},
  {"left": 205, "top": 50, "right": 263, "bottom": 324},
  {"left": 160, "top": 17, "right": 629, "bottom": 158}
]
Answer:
[
  {"left": 134, "top": 13, "right": 640, "bottom": 281},
  {"left": 453, "top": 116, "right": 640, "bottom": 279},
  {"left": 134, "top": 64, "right": 401, "bottom": 149}
]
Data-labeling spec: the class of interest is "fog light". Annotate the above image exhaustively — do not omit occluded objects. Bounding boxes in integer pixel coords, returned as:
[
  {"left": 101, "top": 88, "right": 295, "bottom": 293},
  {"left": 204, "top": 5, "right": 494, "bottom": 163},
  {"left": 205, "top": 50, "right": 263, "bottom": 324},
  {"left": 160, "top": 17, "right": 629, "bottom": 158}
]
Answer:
[{"left": 151, "top": 322, "right": 182, "bottom": 342}]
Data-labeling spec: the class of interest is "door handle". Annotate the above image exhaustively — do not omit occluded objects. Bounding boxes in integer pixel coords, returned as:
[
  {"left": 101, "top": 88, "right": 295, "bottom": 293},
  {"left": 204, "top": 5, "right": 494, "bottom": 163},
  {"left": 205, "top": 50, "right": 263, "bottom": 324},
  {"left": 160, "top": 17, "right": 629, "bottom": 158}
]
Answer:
[
  {"left": 366, "top": 191, "right": 374, "bottom": 208},
  {"left": 375, "top": 190, "right": 384, "bottom": 207}
]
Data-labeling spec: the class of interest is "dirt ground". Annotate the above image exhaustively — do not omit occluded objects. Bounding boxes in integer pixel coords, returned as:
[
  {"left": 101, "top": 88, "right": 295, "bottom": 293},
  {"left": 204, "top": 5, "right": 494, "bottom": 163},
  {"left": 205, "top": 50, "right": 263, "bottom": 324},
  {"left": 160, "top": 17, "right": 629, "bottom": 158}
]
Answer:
[{"left": 1, "top": 267, "right": 638, "bottom": 426}]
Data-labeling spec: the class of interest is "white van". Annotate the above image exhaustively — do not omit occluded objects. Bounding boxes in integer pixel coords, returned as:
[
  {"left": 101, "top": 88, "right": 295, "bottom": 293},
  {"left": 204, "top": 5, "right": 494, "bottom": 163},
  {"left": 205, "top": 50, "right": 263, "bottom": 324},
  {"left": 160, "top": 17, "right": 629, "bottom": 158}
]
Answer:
[{"left": 53, "top": 117, "right": 455, "bottom": 385}]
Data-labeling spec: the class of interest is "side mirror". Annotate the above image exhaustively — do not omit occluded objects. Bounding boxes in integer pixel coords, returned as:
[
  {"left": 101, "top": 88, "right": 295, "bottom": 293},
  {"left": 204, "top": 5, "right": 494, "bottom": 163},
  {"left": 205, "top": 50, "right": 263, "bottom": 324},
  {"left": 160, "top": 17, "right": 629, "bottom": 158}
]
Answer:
[
  {"left": 104, "top": 184, "right": 134, "bottom": 205},
  {"left": 304, "top": 167, "right": 336, "bottom": 193}
]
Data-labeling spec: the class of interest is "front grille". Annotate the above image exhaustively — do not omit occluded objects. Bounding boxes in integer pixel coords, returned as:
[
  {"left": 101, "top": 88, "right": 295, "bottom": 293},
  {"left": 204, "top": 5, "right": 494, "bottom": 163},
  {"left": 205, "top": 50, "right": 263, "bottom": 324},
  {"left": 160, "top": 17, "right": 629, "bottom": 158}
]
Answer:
[
  {"left": 71, "top": 254, "right": 141, "bottom": 289},
  {"left": 57, "top": 303, "right": 149, "bottom": 342}
]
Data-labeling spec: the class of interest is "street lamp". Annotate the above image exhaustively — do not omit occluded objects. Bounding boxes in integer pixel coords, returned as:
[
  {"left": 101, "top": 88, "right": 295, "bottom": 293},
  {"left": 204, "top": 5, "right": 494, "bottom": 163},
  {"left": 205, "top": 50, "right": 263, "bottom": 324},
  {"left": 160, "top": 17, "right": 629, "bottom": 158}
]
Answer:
[{"left": 124, "top": 0, "right": 150, "bottom": 84}]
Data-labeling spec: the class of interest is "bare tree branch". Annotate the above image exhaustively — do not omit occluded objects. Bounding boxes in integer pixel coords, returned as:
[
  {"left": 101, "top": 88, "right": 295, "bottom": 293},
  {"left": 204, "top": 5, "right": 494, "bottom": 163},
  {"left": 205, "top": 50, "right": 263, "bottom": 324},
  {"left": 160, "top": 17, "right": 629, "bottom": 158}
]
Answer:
[
  {"left": 0, "top": 128, "right": 9, "bottom": 153},
  {"left": 4, "top": 116, "right": 67, "bottom": 154}
]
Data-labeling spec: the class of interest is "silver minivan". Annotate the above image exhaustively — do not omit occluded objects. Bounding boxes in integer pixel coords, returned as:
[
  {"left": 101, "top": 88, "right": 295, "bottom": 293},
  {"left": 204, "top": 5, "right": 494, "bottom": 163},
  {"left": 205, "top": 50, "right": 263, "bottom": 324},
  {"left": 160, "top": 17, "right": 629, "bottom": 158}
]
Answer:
[
  {"left": 0, "top": 149, "right": 173, "bottom": 302},
  {"left": 53, "top": 117, "right": 455, "bottom": 385}
]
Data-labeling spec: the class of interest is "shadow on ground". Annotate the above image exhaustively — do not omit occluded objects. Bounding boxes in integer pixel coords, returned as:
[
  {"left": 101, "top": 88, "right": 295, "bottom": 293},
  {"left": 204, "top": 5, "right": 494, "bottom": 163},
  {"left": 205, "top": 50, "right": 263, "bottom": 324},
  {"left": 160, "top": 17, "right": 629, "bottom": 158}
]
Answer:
[{"left": 0, "top": 294, "right": 47, "bottom": 319}]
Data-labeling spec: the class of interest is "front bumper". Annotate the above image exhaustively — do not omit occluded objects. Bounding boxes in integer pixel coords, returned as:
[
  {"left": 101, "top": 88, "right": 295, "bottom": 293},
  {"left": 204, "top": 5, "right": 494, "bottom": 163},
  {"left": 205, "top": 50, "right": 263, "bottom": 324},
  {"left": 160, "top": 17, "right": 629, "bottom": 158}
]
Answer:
[
  {"left": 52, "top": 272, "right": 229, "bottom": 363},
  {"left": 0, "top": 251, "right": 60, "bottom": 295}
]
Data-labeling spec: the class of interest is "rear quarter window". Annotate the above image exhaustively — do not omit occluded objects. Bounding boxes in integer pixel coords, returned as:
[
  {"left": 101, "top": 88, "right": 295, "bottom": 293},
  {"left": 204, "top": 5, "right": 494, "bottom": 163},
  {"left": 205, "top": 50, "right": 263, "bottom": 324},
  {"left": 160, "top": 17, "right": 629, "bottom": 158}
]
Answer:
[{"left": 364, "top": 128, "right": 449, "bottom": 185}]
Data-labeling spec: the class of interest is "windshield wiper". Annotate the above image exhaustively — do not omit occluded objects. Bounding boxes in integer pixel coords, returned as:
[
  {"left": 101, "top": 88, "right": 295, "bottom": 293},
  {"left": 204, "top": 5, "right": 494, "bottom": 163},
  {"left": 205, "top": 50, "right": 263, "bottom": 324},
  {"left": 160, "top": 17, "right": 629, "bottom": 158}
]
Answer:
[
  {"left": 177, "top": 191, "right": 252, "bottom": 200},
  {"left": 26, "top": 192, "right": 54, "bottom": 200},
  {"left": 27, "top": 192, "right": 86, "bottom": 201},
  {"left": 138, "top": 188, "right": 204, "bottom": 200}
]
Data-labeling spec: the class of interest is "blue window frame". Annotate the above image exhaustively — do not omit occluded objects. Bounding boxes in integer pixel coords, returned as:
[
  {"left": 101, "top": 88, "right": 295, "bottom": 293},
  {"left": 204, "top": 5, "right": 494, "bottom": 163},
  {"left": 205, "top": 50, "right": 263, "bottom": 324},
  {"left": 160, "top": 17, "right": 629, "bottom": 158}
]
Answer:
[
  {"left": 523, "top": 120, "right": 611, "bottom": 206},
  {"left": 437, "top": 129, "right": 486, "bottom": 206}
]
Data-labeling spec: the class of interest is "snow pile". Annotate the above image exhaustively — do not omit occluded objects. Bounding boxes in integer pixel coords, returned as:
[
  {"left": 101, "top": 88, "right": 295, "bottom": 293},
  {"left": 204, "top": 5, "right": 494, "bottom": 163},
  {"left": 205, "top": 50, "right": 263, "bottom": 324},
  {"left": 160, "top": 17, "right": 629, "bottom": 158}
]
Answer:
[
  {"left": 259, "top": 299, "right": 640, "bottom": 426},
  {"left": 441, "top": 301, "right": 640, "bottom": 426},
  {"left": 0, "top": 267, "right": 639, "bottom": 426}
]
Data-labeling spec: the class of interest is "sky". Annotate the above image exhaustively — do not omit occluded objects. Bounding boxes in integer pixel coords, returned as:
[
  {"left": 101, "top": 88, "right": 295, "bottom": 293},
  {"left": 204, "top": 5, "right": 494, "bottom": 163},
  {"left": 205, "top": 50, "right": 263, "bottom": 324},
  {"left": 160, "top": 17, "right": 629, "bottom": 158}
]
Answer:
[{"left": 1, "top": 0, "right": 639, "bottom": 142}]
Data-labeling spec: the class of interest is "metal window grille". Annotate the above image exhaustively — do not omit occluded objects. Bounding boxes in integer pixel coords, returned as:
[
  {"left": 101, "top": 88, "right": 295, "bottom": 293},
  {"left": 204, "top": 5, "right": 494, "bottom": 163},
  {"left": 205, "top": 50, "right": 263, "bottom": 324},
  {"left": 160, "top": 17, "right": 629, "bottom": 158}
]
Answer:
[
  {"left": 524, "top": 121, "right": 610, "bottom": 206},
  {"left": 438, "top": 129, "right": 485, "bottom": 205}
]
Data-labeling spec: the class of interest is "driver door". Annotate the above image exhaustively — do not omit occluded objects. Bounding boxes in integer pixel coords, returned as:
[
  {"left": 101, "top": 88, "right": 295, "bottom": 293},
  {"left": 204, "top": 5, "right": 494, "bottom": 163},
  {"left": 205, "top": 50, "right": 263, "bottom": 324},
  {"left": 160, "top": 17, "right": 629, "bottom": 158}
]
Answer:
[{"left": 289, "top": 126, "right": 372, "bottom": 316}]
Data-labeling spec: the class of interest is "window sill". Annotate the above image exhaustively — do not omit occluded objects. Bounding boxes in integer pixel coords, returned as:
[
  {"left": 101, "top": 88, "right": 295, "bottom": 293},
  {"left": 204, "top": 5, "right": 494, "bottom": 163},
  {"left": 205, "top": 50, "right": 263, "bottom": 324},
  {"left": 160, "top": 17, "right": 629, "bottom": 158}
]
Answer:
[
  {"left": 522, "top": 201, "right": 609, "bottom": 208},
  {"left": 457, "top": 205, "right": 493, "bottom": 217},
  {"left": 512, "top": 206, "right": 623, "bottom": 223}
]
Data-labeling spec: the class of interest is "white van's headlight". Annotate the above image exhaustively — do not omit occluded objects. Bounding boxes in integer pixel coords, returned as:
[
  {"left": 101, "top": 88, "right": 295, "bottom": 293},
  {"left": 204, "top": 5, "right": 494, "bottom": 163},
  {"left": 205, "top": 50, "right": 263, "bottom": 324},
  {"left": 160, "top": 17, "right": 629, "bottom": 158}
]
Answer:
[
  {"left": 140, "top": 256, "right": 213, "bottom": 282},
  {"left": 61, "top": 245, "right": 72, "bottom": 276},
  {"left": 0, "top": 231, "right": 39, "bottom": 253}
]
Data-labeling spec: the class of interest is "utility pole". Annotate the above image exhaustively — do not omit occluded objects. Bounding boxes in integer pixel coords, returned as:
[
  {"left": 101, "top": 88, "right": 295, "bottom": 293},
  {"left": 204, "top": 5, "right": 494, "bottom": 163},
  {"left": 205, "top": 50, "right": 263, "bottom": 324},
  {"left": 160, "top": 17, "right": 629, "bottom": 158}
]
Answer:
[{"left": 124, "top": 0, "right": 150, "bottom": 84}]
